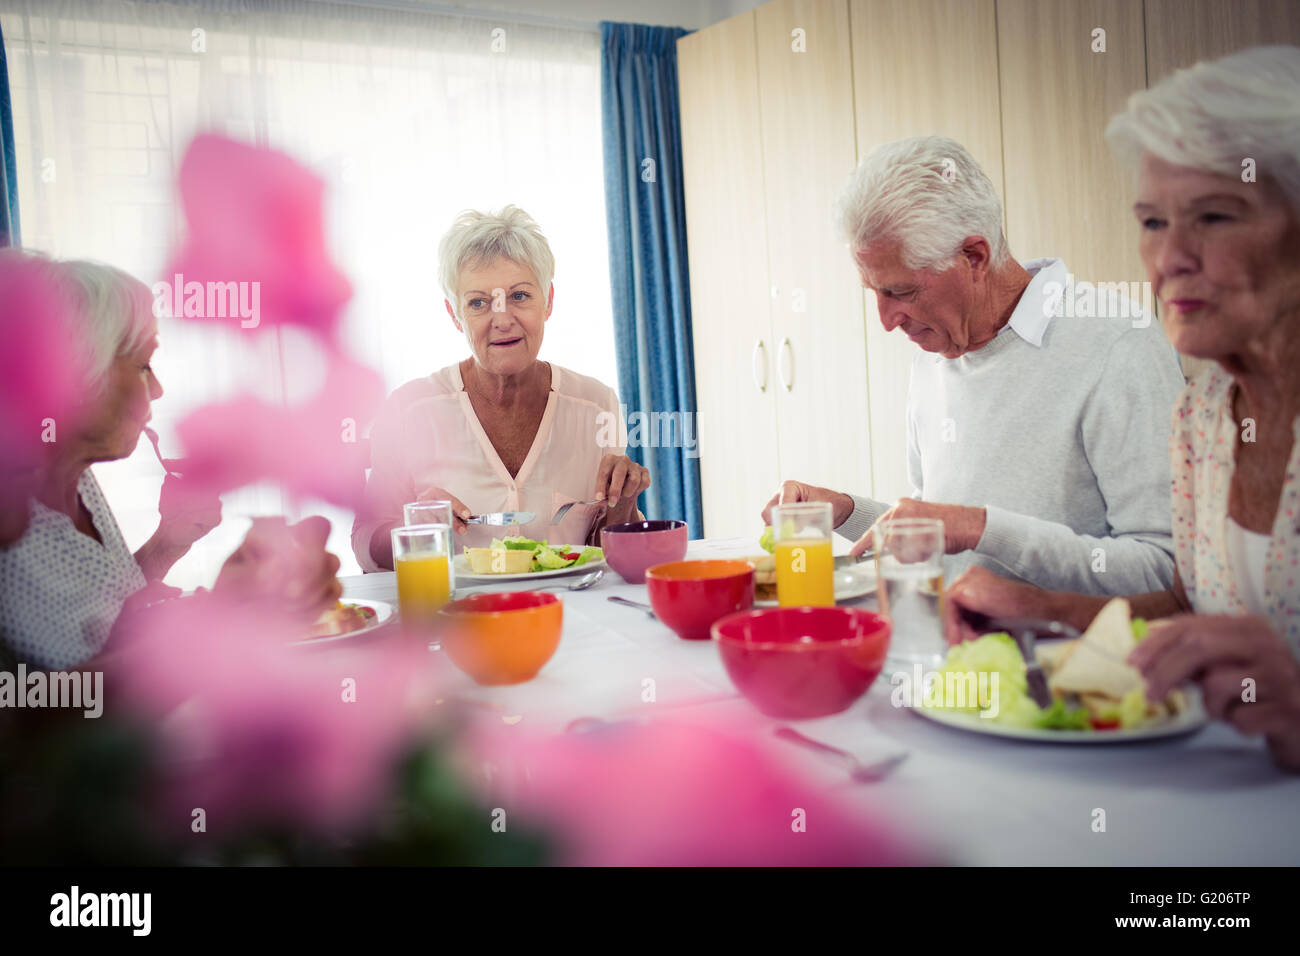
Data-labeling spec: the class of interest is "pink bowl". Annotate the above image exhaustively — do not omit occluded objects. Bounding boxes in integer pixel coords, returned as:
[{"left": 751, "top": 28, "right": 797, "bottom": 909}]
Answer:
[
  {"left": 644, "top": 560, "right": 755, "bottom": 641},
  {"left": 601, "top": 520, "right": 689, "bottom": 584},
  {"left": 712, "top": 607, "right": 891, "bottom": 718}
]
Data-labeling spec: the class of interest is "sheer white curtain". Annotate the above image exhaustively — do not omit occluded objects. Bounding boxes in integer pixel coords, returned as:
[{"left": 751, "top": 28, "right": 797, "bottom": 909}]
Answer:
[{"left": 1, "top": 0, "right": 615, "bottom": 585}]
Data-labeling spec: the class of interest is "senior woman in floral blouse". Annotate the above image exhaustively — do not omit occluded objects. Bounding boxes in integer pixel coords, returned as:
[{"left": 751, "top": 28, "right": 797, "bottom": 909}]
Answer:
[
  {"left": 353, "top": 205, "right": 651, "bottom": 570},
  {"left": 946, "top": 46, "right": 1300, "bottom": 771}
]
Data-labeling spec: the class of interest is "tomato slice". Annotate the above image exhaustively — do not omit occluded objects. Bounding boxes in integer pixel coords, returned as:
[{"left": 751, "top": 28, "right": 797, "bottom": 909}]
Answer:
[
  {"left": 1089, "top": 717, "right": 1121, "bottom": 730},
  {"left": 562, "top": 552, "right": 580, "bottom": 561}
]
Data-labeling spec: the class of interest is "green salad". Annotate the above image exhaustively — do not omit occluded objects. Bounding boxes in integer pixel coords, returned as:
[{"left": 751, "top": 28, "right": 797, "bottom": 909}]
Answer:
[{"left": 488, "top": 537, "right": 603, "bottom": 572}]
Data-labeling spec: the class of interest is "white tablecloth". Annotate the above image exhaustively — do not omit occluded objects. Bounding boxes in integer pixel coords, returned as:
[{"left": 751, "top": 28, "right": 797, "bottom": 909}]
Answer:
[{"left": 341, "top": 536, "right": 1300, "bottom": 866}]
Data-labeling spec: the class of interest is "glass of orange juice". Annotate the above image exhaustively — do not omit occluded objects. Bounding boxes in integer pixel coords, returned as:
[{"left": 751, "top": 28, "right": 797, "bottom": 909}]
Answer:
[
  {"left": 772, "top": 502, "right": 835, "bottom": 607},
  {"left": 392, "top": 523, "right": 453, "bottom": 628},
  {"left": 403, "top": 500, "right": 456, "bottom": 594}
]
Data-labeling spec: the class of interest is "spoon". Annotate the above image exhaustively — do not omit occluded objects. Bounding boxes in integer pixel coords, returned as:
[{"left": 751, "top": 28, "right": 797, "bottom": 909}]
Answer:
[
  {"left": 533, "top": 569, "right": 604, "bottom": 591},
  {"left": 143, "top": 426, "right": 183, "bottom": 479},
  {"left": 773, "top": 726, "right": 908, "bottom": 783},
  {"left": 606, "top": 595, "right": 655, "bottom": 618}
]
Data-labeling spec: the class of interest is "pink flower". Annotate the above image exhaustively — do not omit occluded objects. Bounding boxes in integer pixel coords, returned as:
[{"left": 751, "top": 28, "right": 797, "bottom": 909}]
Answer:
[
  {"left": 166, "top": 134, "right": 352, "bottom": 338},
  {"left": 112, "top": 595, "right": 447, "bottom": 839},
  {"left": 466, "top": 719, "right": 915, "bottom": 866}
]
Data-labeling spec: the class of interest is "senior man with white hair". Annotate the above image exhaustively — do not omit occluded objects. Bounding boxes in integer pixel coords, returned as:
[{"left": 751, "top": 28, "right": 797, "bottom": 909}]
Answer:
[{"left": 763, "top": 136, "right": 1185, "bottom": 593}]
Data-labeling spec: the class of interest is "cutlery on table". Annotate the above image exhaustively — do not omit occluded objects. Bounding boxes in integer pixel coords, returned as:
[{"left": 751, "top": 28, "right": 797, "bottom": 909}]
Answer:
[
  {"left": 143, "top": 426, "right": 183, "bottom": 479},
  {"left": 773, "top": 726, "right": 908, "bottom": 783},
  {"left": 529, "top": 569, "right": 605, "bottom": 592},
  {"left": 464, "top": 511, "right": 536, "bottom": 526},
  {"left": 606, "top": 595, "right": 655, "bottom": 618},
  {"left": 549, "top": 498, "right": 605, "bottom": 525}
]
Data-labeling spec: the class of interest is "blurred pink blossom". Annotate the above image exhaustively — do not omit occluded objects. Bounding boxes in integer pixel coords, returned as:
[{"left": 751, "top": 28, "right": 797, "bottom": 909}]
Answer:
[
  {"left": 112, "top": 595, "right": 447, "bottom": 839},
  {"left": 161, "top": 134, "right": 381, "bottom": 507},
  {"left": 166, "top": 134, "right": 352, "bottom": 337},
  {"left": 466, "top": 719, "right": 915, "bottom": 866},
  {"left": 0, "top": 252, "right": 82, "bottom": 543}
]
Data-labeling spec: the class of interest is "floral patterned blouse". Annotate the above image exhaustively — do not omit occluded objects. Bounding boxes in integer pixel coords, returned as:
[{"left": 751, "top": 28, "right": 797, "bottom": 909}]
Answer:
[{"left": 1171, "top": 365, "right": 1300, "bottom": 653}]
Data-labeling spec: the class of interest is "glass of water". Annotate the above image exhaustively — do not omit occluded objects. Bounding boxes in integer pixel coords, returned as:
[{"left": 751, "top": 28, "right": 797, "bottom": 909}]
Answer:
[{"left": 873, "top": 518, "right": 945, "bottom": 669}]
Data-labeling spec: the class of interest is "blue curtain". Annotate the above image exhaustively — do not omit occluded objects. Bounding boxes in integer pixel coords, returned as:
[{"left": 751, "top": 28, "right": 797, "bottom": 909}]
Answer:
[
  {"left": 600, "top": 21, "right": 702, "bottom": 537},
  {"left": 0, "top": 21, "right": 18, "bottom": 247}
]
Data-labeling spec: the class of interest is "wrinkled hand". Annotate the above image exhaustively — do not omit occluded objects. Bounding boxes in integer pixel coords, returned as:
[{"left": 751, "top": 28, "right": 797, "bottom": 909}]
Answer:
[
  {"left": 1130, "top": 614, "right": 1300, "bottom": 772},
  {"left": 214, "top": 516, "right": 342, "bottom": 621},
  {"left": 156, "top": 467, "right": 223, "bottom": 551},
  {"left": 851, "top": 498, "right": 986, "bottom": 558},
  {"left": 415, "top": 486, "right": 472, "bottom": 537},
  {"left": 760, "top": 480, "right": 855, "bottom": 528},
  {"left": 942, "top": 565, "right": 1055, "bottom": 645},
  {"left": 595, "top": 454, "right": 651, "bottom": 524}
]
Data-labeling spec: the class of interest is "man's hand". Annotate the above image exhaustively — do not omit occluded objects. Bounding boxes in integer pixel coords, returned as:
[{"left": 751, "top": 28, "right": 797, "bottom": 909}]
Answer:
[
  {"left": 761, "top": 480, "right": 855, "bottom": 528},
  {"left": 851, "top": 498, "right": 986, "bottom": 557},
  {"left": 214, "top": 516, "right": 342, "bottom": 621},
  {"left": 942, "top": 565, "right": 1057, "bottom": 645},
  {"left": 594, "top": 454, "right": 652, "bottom": 525},
  {"left": 1130, "top": 615, "right": 1300, "bottom": 772}
]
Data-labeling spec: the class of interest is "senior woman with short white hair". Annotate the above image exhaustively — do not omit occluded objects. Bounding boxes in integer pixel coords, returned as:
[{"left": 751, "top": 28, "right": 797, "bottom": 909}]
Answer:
[
  {"left": 947, "top": 45, "right": 1300, "bottom": 771},
  {"left": 353, "top": 205, "right": 650, "bottom": 570},
  {"left": 0, "top": 251, "right": 344, "bottom": 669}
]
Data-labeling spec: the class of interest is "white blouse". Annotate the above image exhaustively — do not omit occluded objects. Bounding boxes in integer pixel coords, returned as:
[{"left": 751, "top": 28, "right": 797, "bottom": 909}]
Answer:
[
  {"left": 0, "top": 469, "right": 146, "bottom": 669},
  {"left": 352, "top": 362, "right": 629, "bottom": 571}
]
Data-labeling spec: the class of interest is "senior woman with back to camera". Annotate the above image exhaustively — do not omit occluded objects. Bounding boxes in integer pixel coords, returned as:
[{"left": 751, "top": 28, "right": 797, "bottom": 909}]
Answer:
[
  {"left": 353, "top": 205, "right": 651, "bottom": 570},
  {"left": 946, "top": 46, "right": 1300, "bottom": 770},
  {"left": 0, "top": 251, "right": 345, "bottom": 670}
]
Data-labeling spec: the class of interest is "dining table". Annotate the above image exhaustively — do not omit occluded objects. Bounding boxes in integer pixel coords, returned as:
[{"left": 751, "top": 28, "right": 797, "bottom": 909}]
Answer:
[{"left": 340, "top": 535, "right": 1300, "bottom": 866}]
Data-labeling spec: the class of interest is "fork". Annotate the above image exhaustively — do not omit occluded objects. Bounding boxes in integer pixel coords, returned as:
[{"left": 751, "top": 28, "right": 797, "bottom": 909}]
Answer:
[{"left": 550, "top": 498, "right": 606, "bottom": 525}]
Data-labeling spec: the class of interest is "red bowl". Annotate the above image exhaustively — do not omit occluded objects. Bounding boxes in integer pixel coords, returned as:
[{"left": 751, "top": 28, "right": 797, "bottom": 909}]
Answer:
[
  {"left": 712, "top": 607, "right": 890, "bottom": 718},
  {"left": 644, "top": 560, "right": 755, "bottom": 641}
]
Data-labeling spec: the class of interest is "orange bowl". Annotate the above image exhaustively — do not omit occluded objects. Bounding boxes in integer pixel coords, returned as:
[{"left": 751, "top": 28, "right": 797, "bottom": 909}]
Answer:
[
  {"left": 644, "top": 559, "right": 755, "bottom": 640},
  {"left": 438, "top": 591, "right": 562, "bottom": 685}
]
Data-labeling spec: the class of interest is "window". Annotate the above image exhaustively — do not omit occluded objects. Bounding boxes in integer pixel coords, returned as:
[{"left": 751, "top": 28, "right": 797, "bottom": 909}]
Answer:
[{"left": 2, "top": 0, "right": 616, "bottom": 584}]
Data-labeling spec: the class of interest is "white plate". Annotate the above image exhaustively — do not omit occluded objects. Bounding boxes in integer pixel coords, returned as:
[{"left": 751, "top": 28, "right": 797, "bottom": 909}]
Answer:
[
  {"left": 910, "top": 686, "right": 1208, "bottom": 743},
  {"left": 454, "top": 552, "right": 606, "bottom": 583},
  {"left": 291, "top": 600, "right": 395, "bottom": 646},
  {"left": 755, "top": 566, "right": 878, "bottom": 607}
]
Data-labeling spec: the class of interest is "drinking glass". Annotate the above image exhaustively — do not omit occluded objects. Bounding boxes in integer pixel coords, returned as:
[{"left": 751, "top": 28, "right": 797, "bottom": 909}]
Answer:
[
  {"left": 392, "top": 523, "right": 453, "bottom": 629},
  {"left": 772, "top": 501, "right": 835, "bottom": 607},
  {"left": 403, "top": 500, "right": 455, "bottom": 592},
  {"left": 873, "top": 518, "right": 945, "bottom": 669}
]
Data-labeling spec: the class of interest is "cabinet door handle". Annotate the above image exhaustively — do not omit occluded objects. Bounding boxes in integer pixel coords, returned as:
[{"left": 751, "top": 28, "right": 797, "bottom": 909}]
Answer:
[
  {"left": 778, "top": 337, "right": 793, "bottom": 391},
  {"left": 751, "top": 339, "right": 768, "bottom": 393}
]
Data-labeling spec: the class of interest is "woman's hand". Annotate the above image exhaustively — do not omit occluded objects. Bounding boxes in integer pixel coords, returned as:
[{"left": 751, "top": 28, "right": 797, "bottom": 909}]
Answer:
[
  {"left": 1130, "top": 614, "right": 1300, "bottom": 772},
  {"left": 594, "top": 454, "right": 651, "bottom": 525},
  {"left": 214, "top": 516, "right": 342, "bottom": 621},
  {"left": 156, "top": 469, "right": 223, "bottom": 550},
  {"left": 415, "top": 486, "right": 472, "bottom": 537}
]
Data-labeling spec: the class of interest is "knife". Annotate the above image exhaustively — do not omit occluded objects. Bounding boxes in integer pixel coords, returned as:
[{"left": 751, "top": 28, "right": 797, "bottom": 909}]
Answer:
[
  {"left": 464, "top": 511, "right": 536, "bottom": 526},
  {"left": 959, "top": 610, "right": 1082, "bottom": 709},
  {"left": 833, "top": 550, "right": 875, "bottom": 570}
]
